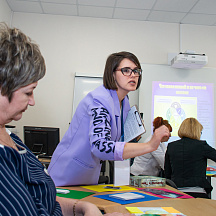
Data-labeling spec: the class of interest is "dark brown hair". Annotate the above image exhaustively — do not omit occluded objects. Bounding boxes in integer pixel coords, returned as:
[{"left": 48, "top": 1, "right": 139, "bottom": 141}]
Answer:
[
  {"left": 103, "top": 51, "right": 142, "bottom": 90},
  {"left": 153, "top": 116, "right": 172, "bottom": 132}
]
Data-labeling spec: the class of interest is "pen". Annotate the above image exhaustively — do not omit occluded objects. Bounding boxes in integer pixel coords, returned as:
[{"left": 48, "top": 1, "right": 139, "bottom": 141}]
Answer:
[{"left": 104, "top": 186, "right": 121, "bottom": 189}]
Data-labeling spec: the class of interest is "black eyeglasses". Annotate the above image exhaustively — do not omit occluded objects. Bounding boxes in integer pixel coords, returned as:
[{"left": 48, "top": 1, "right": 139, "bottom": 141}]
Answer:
[{"left": 116, "top": 67, "right": 142, "bottom": 77}]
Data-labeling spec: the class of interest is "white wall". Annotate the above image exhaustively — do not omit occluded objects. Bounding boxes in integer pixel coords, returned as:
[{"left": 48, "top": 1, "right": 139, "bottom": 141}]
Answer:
[
  {"left": 1, "top": 10, "right": 216, "bottom": 199},
  {"left": 0, "top": 0, "right": 12, "bottom": 24},
  {"left": 9, "top": 12, "right": 216, "bottom": 142}
]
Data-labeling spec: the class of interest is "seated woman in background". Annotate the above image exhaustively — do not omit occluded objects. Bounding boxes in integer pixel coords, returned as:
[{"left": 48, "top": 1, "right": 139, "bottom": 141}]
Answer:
[
  {"left": 164, "top": 117, "right": 216, "bottom": 198},
  {"left": 130, "top": 117, "right": 172, "bottom": 177}
]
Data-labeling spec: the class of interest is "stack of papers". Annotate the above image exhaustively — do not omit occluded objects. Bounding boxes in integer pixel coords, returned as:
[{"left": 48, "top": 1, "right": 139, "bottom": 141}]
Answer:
[
  {"left": 56, "top": 189, "right": 70, "bottom": 194},
  {"left": 206, "top": 165, "right": 216, "bottom": 176},
  {"left": 109, "top": 192, "right": 145, "bottom": 200}
]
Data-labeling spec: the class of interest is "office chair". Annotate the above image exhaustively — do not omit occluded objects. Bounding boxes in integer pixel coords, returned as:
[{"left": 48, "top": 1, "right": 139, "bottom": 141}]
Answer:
[
  {"left": 158, "top": 168, "right": 165, "bottom": 178},
  {"left": 166, "top": 178, "right": 178, "bottom": 189},
  {"left": 108, "top": 161, "right": 114, "bottom": 184},
  {"left": 98, "top": 160, "right": 109, "bottom": 184}
]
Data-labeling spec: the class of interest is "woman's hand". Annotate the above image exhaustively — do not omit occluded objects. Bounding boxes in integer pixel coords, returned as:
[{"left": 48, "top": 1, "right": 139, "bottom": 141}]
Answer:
[
  {"left": 123, "top": 125, "right": 170, "bottom": 159},
  {"left": 57, "top": 196, "right": 135, "bottom": 216},
  {"left": 75, "top": 201, "right": 103, "bottom": 216},
  {"left": 56, "top": 197, "right": 102, "bottom": 216},
  {"left": 149, "top": 125, "right": 170, "bottom": 151}
]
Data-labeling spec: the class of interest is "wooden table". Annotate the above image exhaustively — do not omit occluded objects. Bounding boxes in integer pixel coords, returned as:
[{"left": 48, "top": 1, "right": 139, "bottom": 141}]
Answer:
[
  {"left": 38, "top": 157, "right": 51, "bottom": 168},
  {"left": 104, "top": 198, "right": 216, "bottom": 216},
  {"left": 59, "top": 185, "right": 216, "bottom": 215}
]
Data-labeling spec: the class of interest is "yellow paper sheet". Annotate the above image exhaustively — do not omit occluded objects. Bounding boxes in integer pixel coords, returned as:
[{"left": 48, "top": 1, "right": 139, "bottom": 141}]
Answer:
[
  {"left": 162, "top": 207, "right": 181, "bottom": 213},
  {"left": 81, "top": 184, "right": 137, "bottom": 192},
  {"left": 125, "top": 207, "right": 182, "bottom": 215},
  {"left": 126, "top": 207, "right": 143, "bottom": 214}
]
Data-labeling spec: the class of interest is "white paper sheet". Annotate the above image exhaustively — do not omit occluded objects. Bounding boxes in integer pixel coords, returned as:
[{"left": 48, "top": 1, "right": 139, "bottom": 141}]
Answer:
[{"left": 114, "top": 160, "right": 130, "bottom": 186}]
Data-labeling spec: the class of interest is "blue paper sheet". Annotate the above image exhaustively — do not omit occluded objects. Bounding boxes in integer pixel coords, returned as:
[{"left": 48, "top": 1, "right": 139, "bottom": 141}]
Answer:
[{"left": 94, "top": 192, "right": 161, "bottom": 204}]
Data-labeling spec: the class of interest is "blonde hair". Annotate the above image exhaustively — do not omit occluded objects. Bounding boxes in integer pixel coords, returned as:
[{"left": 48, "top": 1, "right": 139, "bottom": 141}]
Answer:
[{"left": 178, "top": 118, "right": 203, "bottom": 140}]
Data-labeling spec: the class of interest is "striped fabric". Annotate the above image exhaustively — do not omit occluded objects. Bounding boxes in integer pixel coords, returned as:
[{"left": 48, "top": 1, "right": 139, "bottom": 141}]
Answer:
[{"left": 0, "top": 133, "right": 63, "bottom": 216}]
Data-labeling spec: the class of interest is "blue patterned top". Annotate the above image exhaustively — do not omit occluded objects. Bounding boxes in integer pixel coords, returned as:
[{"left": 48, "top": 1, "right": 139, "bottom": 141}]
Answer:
[{"left": 0, "top": 132, "right": 63, "bottom": 216}]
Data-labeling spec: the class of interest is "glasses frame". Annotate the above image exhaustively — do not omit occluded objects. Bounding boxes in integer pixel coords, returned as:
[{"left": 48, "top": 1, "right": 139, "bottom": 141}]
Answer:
[{"left": 116, "top": 67, "right": 142, "bottom": 77}]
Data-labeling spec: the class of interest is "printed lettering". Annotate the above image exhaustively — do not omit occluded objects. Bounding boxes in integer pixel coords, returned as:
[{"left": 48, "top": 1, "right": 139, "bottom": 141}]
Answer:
[
  {"left": 91, "top": 108, "right": 98, "bottom": 116},
  {"left": 91, "top": 106, "right": 115, "bottom": 154},
  {"left": 105, "top": 142, "right": 113, "bottom": 153},
  {"left": 100, "top": 107, "right": 109, "bottom": 115},
  {"left": 100, "top": 141, "right": 106, "bottom": 152},
  {"left": 93, "top": 140, "right": 100, "bottom": 150},
  {"left": 104, "top": 127, "right": 111, "bottom": 140},
  {"left": 93, "top": 119, "right": 103, "bottom": 126},
  {"left": 104, "top": 118, "right": 111, "bottom": 127}
]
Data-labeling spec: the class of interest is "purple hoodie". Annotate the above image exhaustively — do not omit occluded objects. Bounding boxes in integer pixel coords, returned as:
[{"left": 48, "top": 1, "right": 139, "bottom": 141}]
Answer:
[{"left": 48, "top": 85, "right": 131, "bottom": 186}]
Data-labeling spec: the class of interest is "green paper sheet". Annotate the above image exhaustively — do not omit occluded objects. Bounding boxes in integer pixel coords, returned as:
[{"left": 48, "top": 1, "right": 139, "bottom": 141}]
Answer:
[{"left": 56, "top": 188, "right": 94, "bottom": 199}]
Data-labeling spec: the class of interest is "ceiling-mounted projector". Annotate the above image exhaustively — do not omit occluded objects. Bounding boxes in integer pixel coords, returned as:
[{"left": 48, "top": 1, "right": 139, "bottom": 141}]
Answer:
[{"left": 171, "top": 52, "right": 208, "bottom": 69}]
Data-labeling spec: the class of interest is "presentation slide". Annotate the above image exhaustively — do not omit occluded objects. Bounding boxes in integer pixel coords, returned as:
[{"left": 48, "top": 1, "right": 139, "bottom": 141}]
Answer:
[{"left": 152, "top": 81, "right": 214, "bottom": 147}]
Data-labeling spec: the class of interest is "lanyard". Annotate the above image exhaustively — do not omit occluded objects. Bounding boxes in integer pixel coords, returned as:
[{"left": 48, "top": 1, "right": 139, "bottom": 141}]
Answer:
[{"left": 121, "top": 101, "right": 124, "bottom": 142}]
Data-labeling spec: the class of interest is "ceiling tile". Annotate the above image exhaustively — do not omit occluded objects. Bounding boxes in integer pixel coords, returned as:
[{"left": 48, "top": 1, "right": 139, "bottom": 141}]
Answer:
[
  {"left": 78, "top": 0, "right": 116, "bottom": 7},
  {"left": 181, "top": 13, "right": 216, "bottom": 25},
  {"left": 22, "top": 0, "right": 39, "bottom": 2},
  {"left": 116, "top": 0, "right": 156, "bottom": 10},
  {"left": 6, "top": 0, "right": 43, "bottom": 13},
  {"left": 148, "top": 11, "right": 186, "bottom": 23},
  {"left": 42, "top": 3, "right": 77, "bottom": 16},
  {"left": 78, "top": 5, "right": 114, "bottom": 18},
  {"left": 154, "top": 0, "right": 197, "bottom": 12},
  {"left": 191, "top": 0, "right": 216, "bottom": 15},
  {"left": 4, "top": 0, "right": 216, "bottom": 26},
  {"left": 40, "top": 0, "right": 76, "bottom": 4},
  {"left": 113, "top": 8, "right": 150, "bottom": 21}
]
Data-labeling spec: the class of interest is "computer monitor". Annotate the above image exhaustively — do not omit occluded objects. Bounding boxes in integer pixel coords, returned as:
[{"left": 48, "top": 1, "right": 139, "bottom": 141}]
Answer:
[{"left": 23, "top": 126, "right": 60, "bottom": 158}]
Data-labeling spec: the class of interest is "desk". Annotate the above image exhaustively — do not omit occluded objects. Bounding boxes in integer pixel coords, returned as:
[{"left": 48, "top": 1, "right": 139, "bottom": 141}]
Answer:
[
  {"left": 60, "top": 185, "right": 216, "bottom": 215},
  {"left": 38, "top": 157, "right": 51, "bottom": 168},
  {"left": 104, "top": 198, "right": 216, "bottom": 216}
]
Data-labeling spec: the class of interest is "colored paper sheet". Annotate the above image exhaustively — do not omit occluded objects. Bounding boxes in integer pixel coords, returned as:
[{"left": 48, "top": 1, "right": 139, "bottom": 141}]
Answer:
[
  {"left": 162, "top": 207, "right": 181, "bottom": 213},
  {"left": 206, "top": 171, "right": 216, "bottom": 176},
  {"left": 126, "top": 207, "right": 185, "bottom": 216},
  {"left": 206, "top": 165, "right": 216, "bottom": 176},
  {"left": 206, "top": 165, "right": 216, "bottom": 175},
  {"left": 207, "top": 165, "right": 216, "bottom": 171},
  {"left": 138, "top": 188, "right": 194, "bottom": 199},
  {"left": 126, "top": 207, "right": 144, "bottom": 214},
  {"left": 81, "top": 184, "right": 137, "bottom": 192},
  {"left": 94, "top": 192, "right": 161, "bottom": 204},
  {"left": 56, "top": 188, "right": 94, "bottom": 199}
]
